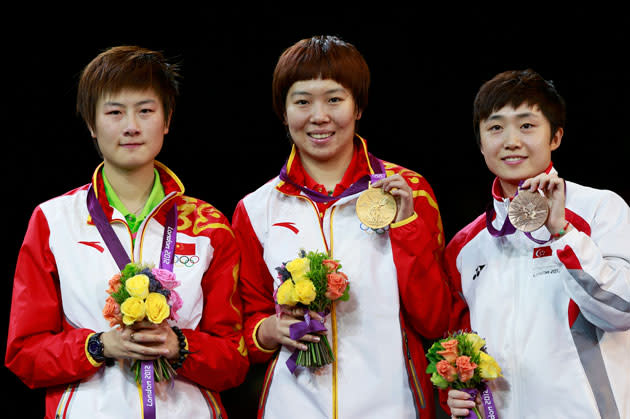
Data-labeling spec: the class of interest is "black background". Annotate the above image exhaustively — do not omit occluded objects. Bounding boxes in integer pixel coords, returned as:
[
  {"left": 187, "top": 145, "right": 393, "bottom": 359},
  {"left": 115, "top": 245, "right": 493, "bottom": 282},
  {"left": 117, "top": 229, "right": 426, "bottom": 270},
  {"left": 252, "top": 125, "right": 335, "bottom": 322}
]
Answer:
[{"left": 3, "top": 8, "right": 629, "bottom": 418}]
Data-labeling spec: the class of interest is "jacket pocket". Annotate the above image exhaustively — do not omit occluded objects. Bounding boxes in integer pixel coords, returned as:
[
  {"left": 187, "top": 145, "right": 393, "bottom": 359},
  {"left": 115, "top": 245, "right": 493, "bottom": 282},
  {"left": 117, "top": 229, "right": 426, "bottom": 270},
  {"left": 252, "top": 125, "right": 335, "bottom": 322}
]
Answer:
[
  {"left": 200, "top": 389, "right": 223, "bottom": 419},
  {"left": 402, "top": 328, "right": 426, "bottom": 411}
]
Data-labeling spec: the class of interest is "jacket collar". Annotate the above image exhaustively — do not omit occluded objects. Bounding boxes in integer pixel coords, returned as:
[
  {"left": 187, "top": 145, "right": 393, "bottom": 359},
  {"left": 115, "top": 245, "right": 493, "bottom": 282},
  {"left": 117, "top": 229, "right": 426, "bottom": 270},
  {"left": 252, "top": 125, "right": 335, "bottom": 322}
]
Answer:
[
  {"left": 88, "top": 161, "right": 184, "bottom": 224},
  {"left": 492, "top": 161, "right": 555, "bottom": 202},
  {"left": 276, "top": 134, "right": 377, "bottom": 197}
]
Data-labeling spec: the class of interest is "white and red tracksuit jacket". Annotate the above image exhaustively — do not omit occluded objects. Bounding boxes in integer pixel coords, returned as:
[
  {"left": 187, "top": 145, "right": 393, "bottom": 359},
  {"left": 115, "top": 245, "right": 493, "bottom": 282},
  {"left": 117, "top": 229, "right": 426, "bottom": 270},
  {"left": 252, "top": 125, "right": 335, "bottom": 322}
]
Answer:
[
  {"left": 6, "top": 162, "right": 249, "bottom": 419},
  {"left": 232, "top": 137, "right": 453, "bottom": 419},
  {"left": 445, "top": 170, "right": 630, "bottom": 418}
]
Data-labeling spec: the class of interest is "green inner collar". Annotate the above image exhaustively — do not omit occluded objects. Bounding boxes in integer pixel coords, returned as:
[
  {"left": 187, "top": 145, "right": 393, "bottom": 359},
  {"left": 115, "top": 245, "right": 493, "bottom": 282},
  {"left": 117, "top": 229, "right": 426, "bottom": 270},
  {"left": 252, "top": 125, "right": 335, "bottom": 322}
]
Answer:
[{"left": 102, "top": 168, "right": 165, "bottom": 233}]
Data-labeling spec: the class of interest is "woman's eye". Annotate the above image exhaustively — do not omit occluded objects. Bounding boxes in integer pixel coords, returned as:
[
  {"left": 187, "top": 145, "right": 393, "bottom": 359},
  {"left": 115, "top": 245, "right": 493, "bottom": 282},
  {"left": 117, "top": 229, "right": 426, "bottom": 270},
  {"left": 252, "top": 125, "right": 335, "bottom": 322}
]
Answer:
[{"left": 521, "top": 123, "right": 534, "bottom": 129}]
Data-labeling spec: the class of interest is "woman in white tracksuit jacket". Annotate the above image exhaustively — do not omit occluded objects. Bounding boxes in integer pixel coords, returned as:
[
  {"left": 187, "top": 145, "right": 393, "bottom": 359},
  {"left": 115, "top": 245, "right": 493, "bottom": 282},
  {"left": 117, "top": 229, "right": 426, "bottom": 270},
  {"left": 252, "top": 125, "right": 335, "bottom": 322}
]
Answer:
[
  {"left": 445, "top": 69, "right": 630, "bottom": 418},
  {"left": 234, "top": 35, "right": 454, "bottom": 419}
]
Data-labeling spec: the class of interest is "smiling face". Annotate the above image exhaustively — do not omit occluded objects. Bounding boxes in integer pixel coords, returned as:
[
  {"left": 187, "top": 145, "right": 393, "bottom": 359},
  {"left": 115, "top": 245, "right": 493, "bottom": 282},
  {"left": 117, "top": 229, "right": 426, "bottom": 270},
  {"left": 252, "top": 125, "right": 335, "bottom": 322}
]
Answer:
[
  {"left": 285, "top": 78, "right": 362, "bottom": 171},
  {"left": 479, "top": 103, "right": 562, "bottom": 197},
  {"left": 91, "top": 88, "right": 170, "bottom": 174}
]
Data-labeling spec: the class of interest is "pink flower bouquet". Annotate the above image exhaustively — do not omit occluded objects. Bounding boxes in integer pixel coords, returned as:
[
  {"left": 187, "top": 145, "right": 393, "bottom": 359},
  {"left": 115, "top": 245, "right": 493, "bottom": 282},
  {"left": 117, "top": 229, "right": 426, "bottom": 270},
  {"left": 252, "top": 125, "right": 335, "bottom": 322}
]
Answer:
[{"left": 103, "top": 262, "right": 183, "bottom": 383}]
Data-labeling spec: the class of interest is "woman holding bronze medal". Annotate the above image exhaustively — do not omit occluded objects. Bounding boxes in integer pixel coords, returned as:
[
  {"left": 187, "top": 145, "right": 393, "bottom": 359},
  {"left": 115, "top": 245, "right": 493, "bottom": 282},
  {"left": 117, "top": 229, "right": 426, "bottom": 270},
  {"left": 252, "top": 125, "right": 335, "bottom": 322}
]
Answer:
[
  {"left": 444, "top": 69, "right": 630, "bottom": 418},
  {"left": 232, "top": 35, "right": 454, "bottom": 419}
]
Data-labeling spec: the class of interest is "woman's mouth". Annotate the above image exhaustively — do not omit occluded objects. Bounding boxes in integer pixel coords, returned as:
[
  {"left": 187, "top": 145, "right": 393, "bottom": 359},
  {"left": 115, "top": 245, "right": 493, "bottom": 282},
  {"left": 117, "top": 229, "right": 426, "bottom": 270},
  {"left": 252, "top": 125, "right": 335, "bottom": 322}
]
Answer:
[
  {"left": 310, "top": 132, "right": 334, "bottom": 139},
  {"left": 502, "top": 156, "right": 527, "bottom": 165},
  {"left": 308, "top": 132, "right": 334, "bottom": 143},
  {"left": 120, "top": 142, "right": 144, "bottom": 148}
]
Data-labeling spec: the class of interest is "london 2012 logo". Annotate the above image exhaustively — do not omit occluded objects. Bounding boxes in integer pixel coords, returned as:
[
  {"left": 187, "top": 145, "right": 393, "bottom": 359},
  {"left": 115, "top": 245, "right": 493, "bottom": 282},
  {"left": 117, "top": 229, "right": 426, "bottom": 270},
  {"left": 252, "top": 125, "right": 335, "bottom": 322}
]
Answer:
[{"left": 175, "top": 242, "right": 199, "bottom": 267}]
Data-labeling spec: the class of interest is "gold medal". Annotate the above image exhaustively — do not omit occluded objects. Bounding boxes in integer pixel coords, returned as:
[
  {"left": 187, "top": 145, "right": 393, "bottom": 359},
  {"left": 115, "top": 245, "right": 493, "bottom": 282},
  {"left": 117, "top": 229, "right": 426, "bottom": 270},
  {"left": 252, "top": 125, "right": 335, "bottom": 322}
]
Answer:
[
  {"left": 508, "top": 189, "right": 549, "bottom": 232},
  {"left": 356, "top": 186, "right": 397, "bottom": 229}
]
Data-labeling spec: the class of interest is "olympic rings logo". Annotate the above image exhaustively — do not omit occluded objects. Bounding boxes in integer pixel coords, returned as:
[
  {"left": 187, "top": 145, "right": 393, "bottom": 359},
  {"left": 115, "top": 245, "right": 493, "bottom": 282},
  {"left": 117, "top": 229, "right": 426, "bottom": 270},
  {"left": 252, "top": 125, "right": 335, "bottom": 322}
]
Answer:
[
  {"left": 175, "top": 255, "right": 200, "bottom": 267},
  {"left": 359, "top": 222, "right": 390, "bottom": 235}
]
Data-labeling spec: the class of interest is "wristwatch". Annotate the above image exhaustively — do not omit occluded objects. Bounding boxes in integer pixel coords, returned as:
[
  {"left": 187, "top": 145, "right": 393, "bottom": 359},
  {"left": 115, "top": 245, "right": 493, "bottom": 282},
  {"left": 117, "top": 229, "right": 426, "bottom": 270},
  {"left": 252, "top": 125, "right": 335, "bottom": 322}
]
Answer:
[{"left": 87, "top": 332, "right": 113, "bottom": 366}]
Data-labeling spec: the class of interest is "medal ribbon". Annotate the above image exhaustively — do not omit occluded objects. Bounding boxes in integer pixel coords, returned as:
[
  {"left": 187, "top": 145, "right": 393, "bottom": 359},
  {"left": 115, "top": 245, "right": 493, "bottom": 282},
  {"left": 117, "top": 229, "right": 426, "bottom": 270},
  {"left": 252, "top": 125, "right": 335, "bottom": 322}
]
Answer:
[
  {"left": 278, "top": 152, "right": 386, "bottom": 203},
  {"left": 87, "top": 185, "right": 177, "bottom": 419},
  {"left": 485, "top": 182, "right": 550, "bottom": 245}
]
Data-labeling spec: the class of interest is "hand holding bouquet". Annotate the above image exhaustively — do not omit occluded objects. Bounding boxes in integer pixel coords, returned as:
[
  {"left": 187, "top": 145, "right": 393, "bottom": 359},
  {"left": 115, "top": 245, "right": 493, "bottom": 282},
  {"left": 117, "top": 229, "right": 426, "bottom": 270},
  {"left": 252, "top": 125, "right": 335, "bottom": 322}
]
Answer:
[
  {"left": 426, "top": 331, "right": 501, "bottom": 419},
  {"left": 275, "top": 250, "right": 349, "bottom": 372},
  {"left": 103, "top": 262, "right": 184, "bottom": 382}
]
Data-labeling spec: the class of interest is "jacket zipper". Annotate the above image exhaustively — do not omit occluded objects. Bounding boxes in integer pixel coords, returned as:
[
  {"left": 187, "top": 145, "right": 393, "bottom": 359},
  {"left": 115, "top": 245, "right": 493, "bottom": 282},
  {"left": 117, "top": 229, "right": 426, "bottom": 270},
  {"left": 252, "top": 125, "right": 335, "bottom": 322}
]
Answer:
[{"left": 298, "top": 195, "right": 338, "bottom": 419}]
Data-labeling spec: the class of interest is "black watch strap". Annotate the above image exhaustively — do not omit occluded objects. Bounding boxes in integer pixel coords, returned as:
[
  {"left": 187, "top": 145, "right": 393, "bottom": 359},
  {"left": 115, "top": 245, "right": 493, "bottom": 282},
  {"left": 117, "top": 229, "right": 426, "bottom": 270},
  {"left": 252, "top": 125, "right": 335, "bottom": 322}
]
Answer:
[{"left": 87, "top": 332, "right": 113, "bottom": 366}]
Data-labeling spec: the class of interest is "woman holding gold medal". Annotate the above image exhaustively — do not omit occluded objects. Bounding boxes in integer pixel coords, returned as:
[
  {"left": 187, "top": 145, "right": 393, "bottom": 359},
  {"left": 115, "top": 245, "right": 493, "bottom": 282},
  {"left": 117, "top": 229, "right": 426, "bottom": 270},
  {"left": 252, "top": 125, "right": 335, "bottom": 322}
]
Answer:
[{"left": 232, "top": 35, "right": 454, "bottom": 419}]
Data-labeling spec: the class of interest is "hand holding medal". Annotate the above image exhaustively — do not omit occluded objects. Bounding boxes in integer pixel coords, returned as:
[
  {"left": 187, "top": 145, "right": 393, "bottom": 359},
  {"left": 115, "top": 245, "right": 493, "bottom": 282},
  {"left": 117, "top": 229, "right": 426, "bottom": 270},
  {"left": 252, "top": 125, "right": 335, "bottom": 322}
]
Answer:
[
  {"left": 356, "top": 174, "right": 414, "bottom": 229},
  {"left": 508, "top": 188, "right": 549, "bottom": 232},
  {"left": 356, "top": 185, "right": 397, "bottom": 229},
  {"left": 517, "top": 172, "right": 572, "bottom": 237}
]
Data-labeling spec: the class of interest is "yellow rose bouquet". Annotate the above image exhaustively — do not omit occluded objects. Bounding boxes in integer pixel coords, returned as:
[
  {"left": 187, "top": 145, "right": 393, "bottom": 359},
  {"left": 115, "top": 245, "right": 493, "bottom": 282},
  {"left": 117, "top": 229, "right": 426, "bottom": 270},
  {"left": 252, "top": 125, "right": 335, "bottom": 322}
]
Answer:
[
  {"left": 103, "top": 262, "right": 184, "bottom": 383},
  {"left": 425, "top": 331, "right": 502, "bottom": 419},
  {"left": 275, "top": 250, "right": 349, "bottom": 373}
]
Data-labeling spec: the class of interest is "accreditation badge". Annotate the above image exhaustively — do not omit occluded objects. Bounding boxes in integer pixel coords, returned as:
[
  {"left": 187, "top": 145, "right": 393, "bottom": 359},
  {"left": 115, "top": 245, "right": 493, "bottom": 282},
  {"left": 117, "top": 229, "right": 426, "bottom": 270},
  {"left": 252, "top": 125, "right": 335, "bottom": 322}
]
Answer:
[
  {"left": 356, "top": 184, "right": 397, "bottom": 229},
  {"left": 507, "top": 189, "right": 549, "bottom": 232}
]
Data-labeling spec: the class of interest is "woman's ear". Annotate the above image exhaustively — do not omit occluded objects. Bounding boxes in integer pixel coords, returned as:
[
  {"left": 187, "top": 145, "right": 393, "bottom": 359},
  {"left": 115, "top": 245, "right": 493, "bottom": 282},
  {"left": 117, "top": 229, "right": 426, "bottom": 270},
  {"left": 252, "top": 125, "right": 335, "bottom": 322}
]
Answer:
[
  {"left": 550, "top": 127, "right": 563, "bottom": 151},
  {"left": 164, "top": 111, "right": 173, "bottom": 135}
]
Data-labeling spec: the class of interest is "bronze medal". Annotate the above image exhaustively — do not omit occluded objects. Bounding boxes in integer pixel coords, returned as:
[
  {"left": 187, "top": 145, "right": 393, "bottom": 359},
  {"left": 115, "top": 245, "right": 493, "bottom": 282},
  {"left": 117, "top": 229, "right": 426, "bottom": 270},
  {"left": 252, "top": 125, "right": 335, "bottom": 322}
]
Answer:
[
  {"left": 356, "top": 187, "right": 397, "bottom": 229},
  {"left": 508, "top": 189, "right": 549, "bottom": 232}
]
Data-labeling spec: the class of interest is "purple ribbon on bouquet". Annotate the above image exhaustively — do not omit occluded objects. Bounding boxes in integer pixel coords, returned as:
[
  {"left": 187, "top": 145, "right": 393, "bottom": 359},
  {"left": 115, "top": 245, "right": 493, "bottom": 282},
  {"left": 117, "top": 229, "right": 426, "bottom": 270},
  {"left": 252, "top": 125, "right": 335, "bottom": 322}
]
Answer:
[
  {"left": 462, "top": 384, "right": 498, "bottom": 419},
  {"left": 285, "top": 311, "right": 328, "bottom": 374},
  {"left": 485, "top": 181, "right": 551, "bottom": 245}
]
